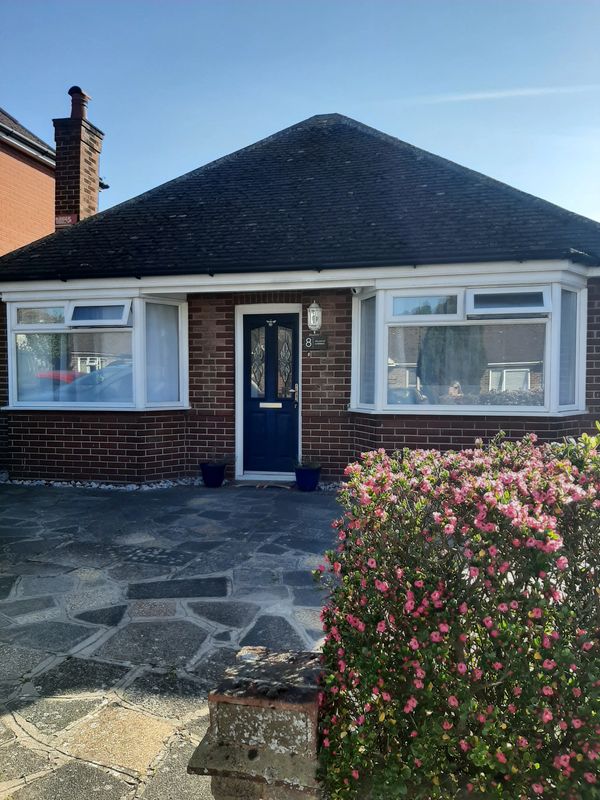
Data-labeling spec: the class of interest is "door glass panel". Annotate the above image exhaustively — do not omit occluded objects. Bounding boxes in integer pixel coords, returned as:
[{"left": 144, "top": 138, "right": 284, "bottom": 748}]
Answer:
[
  {"left": 250, "top": 327, "right": 265, "bottom": 398},
  {"left": 277, "top": 326, "right": 293, "bottom": 398}
]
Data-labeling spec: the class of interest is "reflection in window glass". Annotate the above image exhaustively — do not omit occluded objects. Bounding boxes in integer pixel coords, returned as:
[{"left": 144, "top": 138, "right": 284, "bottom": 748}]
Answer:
[
  {"left": 473, "top": 292, "right": 544, "bottom": 310},
  {"left": 16, "top": 331, "right": 132, "bottom": 403},
  {"left": 559, "top": 290, "right": 577, "bottom": 406},
  {"left": 393, "top": 295, "right": 457, "bottom": 316},
  {"left": 387, "top": 324, "right": 545, "bottom": 406},
  {"left": 146, "top": 304, "right": 179, "bottom": 403},
  {"left": 71, "top": 305, "right": 126, "bottom": 322},
  {"left": 360, "top": 296, "right": 376, "bottom": 404},
  {"left": 250, "top": 327, "right": 265, "bottom": 398},
  {"left": 17, "top": 307, "right": 64, "bottom": 325},
  {"left": 277, "top": 326, "right": 293, "bottom": 398}
]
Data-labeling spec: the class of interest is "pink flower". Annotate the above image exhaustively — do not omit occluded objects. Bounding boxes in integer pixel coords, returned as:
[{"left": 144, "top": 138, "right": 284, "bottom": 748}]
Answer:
[
  {"left": 496, "top": 751, "right": 507, "bottom": 764},
  {"left": 532, "top": 783, "right": 544, "bottom": 794},
  {"left": 530, "top": 607, "right": 543, "bottom": 619},
  {"left": 442, "top": 719, "right": 453, "bottom": 730},
  {"left": 448, "top": 695, "right": 459, "bottom": 708},
  {"left": 573, "top": 687, "right": 582, "bottom": 698},
  {"left": 572, "top": 718, "right": 583, "bottom": 729},
  {"left": 382, "top": 692, "right": 391, "bottom": 702},
  {"left": 414, "top": 579, "right": 424, "bottom": 588},
  {"left": 543, "top": 659, "right": 557, "bottom": 670},
  {"left": 352, "top": 770, "right": 359, "bottom": 780},
  {"left": 541, "top": 708, "right": 553, "bottom": 724},
  {"left": 458, "top": 602, "right": 468, "bottom": 614},
  {"left": 507, "top": 703, "right": 517, "bottom": 713},
  {"left": 376, "top": 620, "right": 386, "bottom": 634},
  {"left": 492, "top": 661, "right": 503, "bottom": 671},
  {"left": 459, "top": 739, "right": 470, "bottom": 752},
  {"left": 582, "top": 640, "right": 593, "bottom": 651},
  {"left": 457, "top": 662, "right": 467, "bottom": 675},
  {"left": 584, "top": 773, "right": 597, "bottom": 784},
  {"left": 403, "top": 696, "right": 417, "bottom": 713},
  {"left": 497, "top": 602, "right": 508, "bottom": 613},
  {"left": 438, "top": 622, "right": 449, "bottom": 633},
  {"left": 367, "top": 558, "right": 377, "bottom": 569},
  {"left": 541, "top": 686, "right": 554, "bottom": 696},
  {"left": 469, "top": 567, "right": 479, "bottom": 579},
  {"left": 513, "top": 686, "right": 522, "bottom": 697},
  {"left": 409, "top": 637, "right": 419, "bottom": 650},
  {"left": 517, "top": 736, "right": 528, "bottom": 749},
  {"left": 323, "top": 738, "right": 330, "bottom": 748},
  {"left": 556, "top": 555, "right": 568, "bottom": 570},
  {"left": 483, "top": 616, "right": 493, "bottom": 629},
  {"left": 430, "top": 631, "right": 442, "bottom": 643}
]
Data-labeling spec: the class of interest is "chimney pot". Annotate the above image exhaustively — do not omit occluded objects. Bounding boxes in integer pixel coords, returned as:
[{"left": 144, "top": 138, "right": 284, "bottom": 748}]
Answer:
[{"left": 68, "top": 85, "right": 90, "bottom": 120}]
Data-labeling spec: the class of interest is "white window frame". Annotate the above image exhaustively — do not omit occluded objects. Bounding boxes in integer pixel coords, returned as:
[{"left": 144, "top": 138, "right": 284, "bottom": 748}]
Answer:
[
  {"left": 5, "top": 297, "right": 189, "bottom": 411},
  {"left": 466, "top": 286, "right": 551, "bottom": 316},
  {"left": 351, "top": 280, "right": 587, "bottom": 417},
  {"left": 66, "top": 299, "right": 132, "bottom": 327},
  {"left": 386, "top": 289, "right": 463, "bottom": 322}
]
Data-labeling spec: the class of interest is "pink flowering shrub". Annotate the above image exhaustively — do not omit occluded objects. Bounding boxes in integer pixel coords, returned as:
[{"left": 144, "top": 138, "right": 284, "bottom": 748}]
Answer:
[{"left": 317, "top": 433, "right": 599, "bottom": 799}]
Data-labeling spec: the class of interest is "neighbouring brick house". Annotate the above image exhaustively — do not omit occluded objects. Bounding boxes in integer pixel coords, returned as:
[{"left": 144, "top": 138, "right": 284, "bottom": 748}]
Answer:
[
  {"left": 0, "top": 106, "right": 56, "bottom": 256},
  {"left": 1, "top": 88, "right": 600, "bottom": 483}
]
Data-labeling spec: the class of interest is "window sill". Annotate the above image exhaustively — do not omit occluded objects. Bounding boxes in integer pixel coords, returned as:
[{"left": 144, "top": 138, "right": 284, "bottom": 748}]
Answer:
[
  {"left": 348, "top": 406, "right": 588, "bottom": 418},
  {"left": 2, "top": 405, "right": 191, "bottom": 413}
]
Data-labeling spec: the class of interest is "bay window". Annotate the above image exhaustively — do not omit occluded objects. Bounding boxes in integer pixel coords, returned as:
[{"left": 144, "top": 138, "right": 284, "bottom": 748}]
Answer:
[
  {"left": 354, "top": 282, "right": 585, "bottom": 415},
  {"left": 7, "top": 298, "right": 187, "bottom": 409}
]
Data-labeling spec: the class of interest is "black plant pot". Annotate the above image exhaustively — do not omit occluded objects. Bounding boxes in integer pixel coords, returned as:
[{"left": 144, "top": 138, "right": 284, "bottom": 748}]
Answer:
[
  {"left": 295, "top": 466, "right": 321, "bottom": 492},
  {"left": 200, "top": 462, "right": 226, "bottom": 488}
]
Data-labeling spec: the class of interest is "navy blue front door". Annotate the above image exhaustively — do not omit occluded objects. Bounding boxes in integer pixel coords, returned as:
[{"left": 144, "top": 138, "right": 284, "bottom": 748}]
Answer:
[{"left": 243, "top": 314, "right": 299, "bottom": 473}]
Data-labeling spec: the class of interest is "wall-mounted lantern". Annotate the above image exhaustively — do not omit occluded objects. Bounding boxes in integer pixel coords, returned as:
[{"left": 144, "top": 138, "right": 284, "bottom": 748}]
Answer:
[{"left": 307, "top": 301, "right": 322, "bottom": 333}]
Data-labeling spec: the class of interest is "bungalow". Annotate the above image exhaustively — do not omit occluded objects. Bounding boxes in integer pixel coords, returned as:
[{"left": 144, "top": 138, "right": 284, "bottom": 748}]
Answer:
[{"left": 1, "top": 88, "right": 600, "bottom": 483}]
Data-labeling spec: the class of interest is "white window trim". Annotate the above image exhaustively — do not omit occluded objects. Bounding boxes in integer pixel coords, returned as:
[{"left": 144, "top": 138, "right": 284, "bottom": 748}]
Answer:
[
  {"left": 465, "top": 286, "right": 551, "bottom": 316},
  {"left": 66, "top": 299, "right": 132, "bottom": 327},
  {"left": 351, "top": 280, "right": 587, "bottom": 417},
  {"left": 386, "top": 289, "right": 463, "bottom": 322},
  {"left": 5, "top": 297, "right": 189, "bottom": 412}
]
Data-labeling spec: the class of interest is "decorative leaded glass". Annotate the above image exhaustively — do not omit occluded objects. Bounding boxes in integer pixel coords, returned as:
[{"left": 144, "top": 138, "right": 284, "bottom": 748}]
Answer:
[
  {"left": 250, "top": 327, "right": 265, "bottom": 398},
  {"left": 277, "top": 326, "right": 293, "bottom": 397}
]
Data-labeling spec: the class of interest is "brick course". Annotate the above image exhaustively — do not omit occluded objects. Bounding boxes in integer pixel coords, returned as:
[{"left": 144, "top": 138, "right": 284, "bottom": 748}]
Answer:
[{"left": 2, "top": 283, "right": 599, "bottom": 482}]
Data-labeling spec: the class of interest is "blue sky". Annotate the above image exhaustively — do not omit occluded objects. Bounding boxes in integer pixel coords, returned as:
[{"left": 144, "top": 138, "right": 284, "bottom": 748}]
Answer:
[{"left": 2, "top": 0, "right": 600, "bottom": 220}]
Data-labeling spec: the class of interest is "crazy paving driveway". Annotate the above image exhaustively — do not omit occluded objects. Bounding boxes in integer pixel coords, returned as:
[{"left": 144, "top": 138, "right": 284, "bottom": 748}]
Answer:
[{"left": 0, "top": 484, "right": 338, "bottom": 799}]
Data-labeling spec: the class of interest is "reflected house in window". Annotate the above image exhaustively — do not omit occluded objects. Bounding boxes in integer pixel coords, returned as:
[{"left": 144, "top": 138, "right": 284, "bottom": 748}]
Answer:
[{"left": 1, "top": 107, "right": 600, "bottom": 483}]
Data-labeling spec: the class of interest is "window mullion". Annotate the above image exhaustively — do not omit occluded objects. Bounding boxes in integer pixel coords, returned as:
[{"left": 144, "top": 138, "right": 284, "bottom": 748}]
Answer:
[
  {"left": 549, "top": 284, "right": 561, "bottom": 412},
  {"left": 132, "top": 298, "right": 146, "bottom": 409},
  {"left": 374, "top": 290, "right": 386, "bottom": 411}
]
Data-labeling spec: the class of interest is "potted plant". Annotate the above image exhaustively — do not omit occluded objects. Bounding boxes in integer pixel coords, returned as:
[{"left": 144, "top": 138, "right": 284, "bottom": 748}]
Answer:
[
  {"left": 294, "top": 460, "right": 321, "bottom": 492},
  {"left": 199, "top": 457, "right": 227, "bottom": 488}
]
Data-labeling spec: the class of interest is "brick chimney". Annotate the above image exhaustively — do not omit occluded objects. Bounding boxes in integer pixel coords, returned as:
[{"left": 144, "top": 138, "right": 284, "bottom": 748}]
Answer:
[{"left": 53, "top": 86, "right": 104, "bottom": 229}]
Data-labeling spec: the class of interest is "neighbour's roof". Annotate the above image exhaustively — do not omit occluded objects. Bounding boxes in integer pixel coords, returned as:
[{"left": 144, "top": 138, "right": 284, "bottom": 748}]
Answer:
[
  {"left": 1, "top": 113, "right": 600, "bottom": 282},
  {"left": 0, "top": 107, "right": 55, "bottom": 160}
]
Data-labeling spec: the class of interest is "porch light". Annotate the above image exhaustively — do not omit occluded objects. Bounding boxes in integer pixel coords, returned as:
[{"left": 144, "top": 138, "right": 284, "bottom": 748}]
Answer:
[{"left": 307, "top": 301, "right": 322, "bottom": 333}]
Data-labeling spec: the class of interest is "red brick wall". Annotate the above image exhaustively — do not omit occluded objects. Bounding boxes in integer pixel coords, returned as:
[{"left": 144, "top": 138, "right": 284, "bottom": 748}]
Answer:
[
  {"left": 0, "top": 143, "right": 54, "bottom": 255},
  {"left": 1, "top": 282, "right": 599, "bottom": 482},
  {"left": 53, "top": 118, "right": 103, "bottom": 222}
]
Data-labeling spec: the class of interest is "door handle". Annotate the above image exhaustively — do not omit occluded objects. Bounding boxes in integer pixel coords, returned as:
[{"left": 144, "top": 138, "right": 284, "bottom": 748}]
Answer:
[{"left": 289, "top": 383, "right": 299, "bottom": 398}]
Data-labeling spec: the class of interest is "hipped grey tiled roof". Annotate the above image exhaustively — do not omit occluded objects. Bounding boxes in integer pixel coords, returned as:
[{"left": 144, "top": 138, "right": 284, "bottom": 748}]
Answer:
[{"left": 1, "top": 113, "right": 599, "bottom": 282}]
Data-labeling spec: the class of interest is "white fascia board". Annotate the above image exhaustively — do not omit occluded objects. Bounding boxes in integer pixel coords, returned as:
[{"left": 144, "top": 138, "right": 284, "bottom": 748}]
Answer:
[{"left": 0, "top": 259, "right": 586, "bottom": 301}]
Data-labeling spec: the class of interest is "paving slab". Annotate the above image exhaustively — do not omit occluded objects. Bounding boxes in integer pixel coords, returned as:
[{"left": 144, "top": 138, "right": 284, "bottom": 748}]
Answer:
[
  {"left": 0, "top": 718, "right": 16, "bottom": 744},
  {"left": 60, "top": 704, "right": 173, "bottom": 774},
  {"left": 18, "top": 575, "right": 77, "bottom": 596},
  {"left": 118, "top": 546, "right": 193, "bottom": 566},
  {"left": 93, "top": 621, "right": 208, "bottom": 667},
  {"left": 282, "top": 569, "right": 319, "bottom": 587},
  {"left": 240, "top": 615, "right": 307, "bottom": 651},
  {"left": 0, "top": 621, "right": 96, "bottom": 652},
  {"left": 108, "top": 563, "right": 172, "bottom": 582},
  {"left": 192, "top": 648, "right": 239, "bottom": 686},
  {"left": 142, "top": 735, "right": 212, "bottom": 800},
  {"left": 128, "top": 577, "right": 229, "bottom": 599},
  {"left": 188, "top": 600, "right": 259, "bottom": 628},
  {"left": 121, "top": 671, "right": 207, "bottom": 719},
  {"left": 292, "top": 586, "right": 328, "bottom": 607},
  {"left": 74, "top": 605, "right": 127, "bottom": 626},
  {"left": 33, "top": 658, "right": 130, "bottom": 697},
  {"left": 0, "top": 644, "right": 51, "bottom": 682},
  {"left": 128, "top": 600, "right": 177, "bottom": 617},
  {"left": 0, "top": 576, "right": 17, "bottom": 600},
  {"left": 0, "top": 739, "right": 50, "bottom": 782},
  {"left": 9, "top": 696, "right": 103, "bottom": 735},
  {"left": 0, "top": 596, "right": 56, "bottom": 618},
  {"left": 6, "top": 759, "right": 133, "bottom": 800}
]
